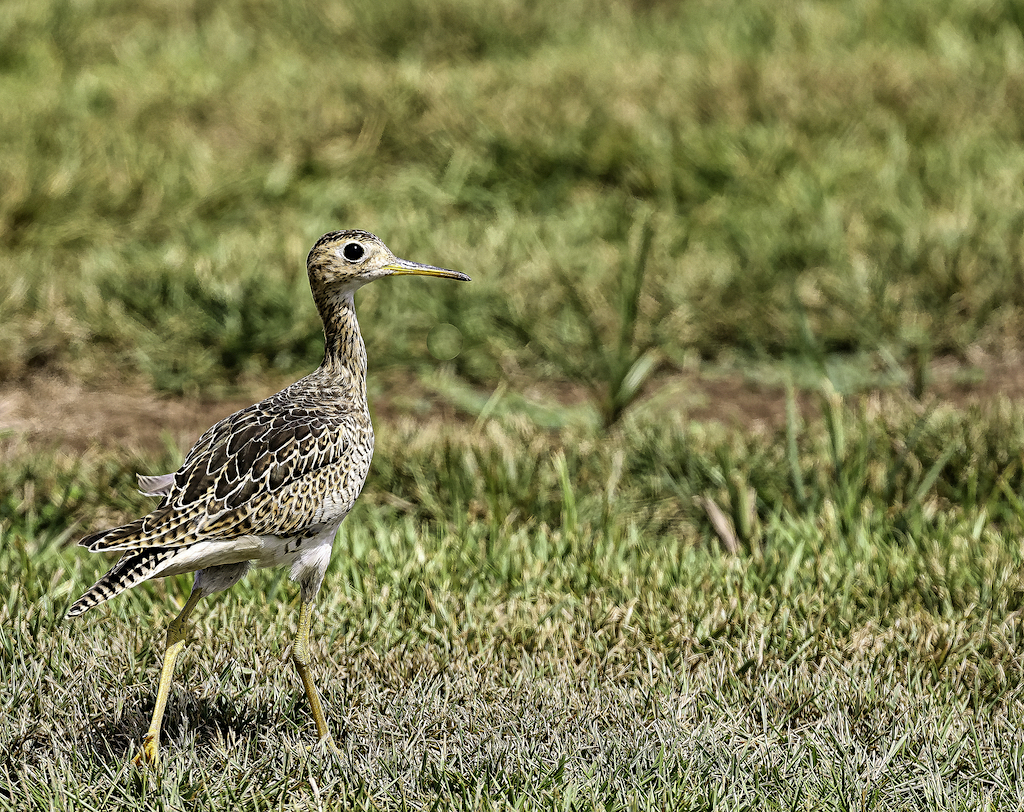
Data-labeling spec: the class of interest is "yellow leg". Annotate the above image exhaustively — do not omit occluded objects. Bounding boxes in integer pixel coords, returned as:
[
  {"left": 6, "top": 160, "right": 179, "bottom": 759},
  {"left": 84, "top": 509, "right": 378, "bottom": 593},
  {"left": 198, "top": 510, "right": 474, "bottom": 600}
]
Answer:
[
  {"left": 134, "top": 588, "right": 204, "bottom": 767},
  {"left": 292, "top": 598, "right": 339, "bottom": 754}
]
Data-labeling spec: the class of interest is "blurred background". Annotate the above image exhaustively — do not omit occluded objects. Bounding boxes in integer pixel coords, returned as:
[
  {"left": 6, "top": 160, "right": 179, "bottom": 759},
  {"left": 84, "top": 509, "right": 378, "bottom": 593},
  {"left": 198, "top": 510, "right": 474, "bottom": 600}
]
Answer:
[{"left": 4, "top": 0, "right": 1024, "bottom": 424}]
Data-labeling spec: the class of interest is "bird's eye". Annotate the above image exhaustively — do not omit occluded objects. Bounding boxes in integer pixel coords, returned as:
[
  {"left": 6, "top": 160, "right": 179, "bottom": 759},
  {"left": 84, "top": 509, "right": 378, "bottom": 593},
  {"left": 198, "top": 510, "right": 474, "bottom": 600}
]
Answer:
[{"left": 342, "top": 242, "right": 365, "bottom": 262}]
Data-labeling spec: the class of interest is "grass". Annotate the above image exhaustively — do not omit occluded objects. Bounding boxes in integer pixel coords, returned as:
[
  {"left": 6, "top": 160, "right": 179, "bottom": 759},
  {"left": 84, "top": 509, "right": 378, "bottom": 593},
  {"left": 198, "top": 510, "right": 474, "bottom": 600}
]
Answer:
[
  {"left": 495, "top": 213, "right": 663, "bottom": 428},
  {"left": 4, "top": 0, "right": 1024, "bottom": 398},
  {"left": 5, "top": 0, "right": 1024, "bottom": 808},
  {"left": 5, "top": 400, "right": 1024, "bottom": 809}
]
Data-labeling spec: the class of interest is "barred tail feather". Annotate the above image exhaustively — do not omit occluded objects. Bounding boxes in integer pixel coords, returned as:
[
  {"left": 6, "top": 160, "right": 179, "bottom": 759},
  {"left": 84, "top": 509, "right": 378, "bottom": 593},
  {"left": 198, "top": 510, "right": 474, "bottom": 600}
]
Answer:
[
  {"left": 66, "top": 548, "right": 176, "bottom": 618},
  {"left": 78, "top": 517, "right": 150, "bottom": 550},
  {"left": 78, "top": 507, "right": 190, "bottom": 553}
]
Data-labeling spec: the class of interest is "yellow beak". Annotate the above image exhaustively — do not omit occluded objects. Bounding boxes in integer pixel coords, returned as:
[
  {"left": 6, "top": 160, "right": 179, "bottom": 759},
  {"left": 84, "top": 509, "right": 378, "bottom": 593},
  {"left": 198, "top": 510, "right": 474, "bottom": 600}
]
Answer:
[{"left": 384, "top": 258, "right": 471, "bottom": 282}]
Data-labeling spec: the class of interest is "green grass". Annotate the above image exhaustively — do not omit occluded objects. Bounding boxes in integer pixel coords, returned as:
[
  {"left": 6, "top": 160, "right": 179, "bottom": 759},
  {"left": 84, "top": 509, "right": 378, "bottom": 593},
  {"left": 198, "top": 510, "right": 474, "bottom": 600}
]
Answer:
[
  {"left": 5, "top": 0, "right": 1024, "bottom": 808},
  {"left": 5, "top": 401, "right": 1024, "bottom": 809},
  {"left": 4, "top": 0, "right": 1024, "bottom": 398}
]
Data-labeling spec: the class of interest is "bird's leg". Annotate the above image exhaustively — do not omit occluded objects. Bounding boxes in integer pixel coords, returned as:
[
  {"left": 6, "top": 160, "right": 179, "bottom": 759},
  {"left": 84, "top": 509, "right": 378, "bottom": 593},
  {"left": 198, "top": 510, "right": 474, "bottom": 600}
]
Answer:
[
  {"left": 291, "top": 597, "right": 339, "bottom": 754},
  {"left": 135, "top": 587, "right": 204, "bottom": 767}
]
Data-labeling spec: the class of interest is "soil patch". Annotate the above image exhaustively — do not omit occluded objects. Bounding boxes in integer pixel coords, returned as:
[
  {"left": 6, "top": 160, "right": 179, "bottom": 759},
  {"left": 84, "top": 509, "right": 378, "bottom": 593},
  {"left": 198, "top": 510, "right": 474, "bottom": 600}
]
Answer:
[{"left": 2, "top": 358, "right": 1023, "bottom": 455}]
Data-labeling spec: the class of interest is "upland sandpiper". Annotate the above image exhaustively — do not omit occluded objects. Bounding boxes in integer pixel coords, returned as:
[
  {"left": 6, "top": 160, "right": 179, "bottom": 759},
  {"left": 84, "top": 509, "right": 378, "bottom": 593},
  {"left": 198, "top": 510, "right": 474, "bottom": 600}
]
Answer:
[{"left": 67, "top": 230, "right": 470, "bottom": 765}]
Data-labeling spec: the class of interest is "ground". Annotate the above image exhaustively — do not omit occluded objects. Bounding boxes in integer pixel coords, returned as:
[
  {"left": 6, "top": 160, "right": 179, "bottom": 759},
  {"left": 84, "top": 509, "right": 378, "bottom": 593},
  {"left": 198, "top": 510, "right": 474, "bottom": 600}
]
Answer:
[{"left": 3, "top": 356, "right": 1022, "bottom": 455}]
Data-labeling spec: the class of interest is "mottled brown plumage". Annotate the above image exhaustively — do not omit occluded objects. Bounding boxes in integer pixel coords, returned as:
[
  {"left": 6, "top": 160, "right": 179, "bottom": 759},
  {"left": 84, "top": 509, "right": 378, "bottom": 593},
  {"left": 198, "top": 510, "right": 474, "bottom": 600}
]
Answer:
[{"left": 67, "top": 230, "right": 469, "bottom": 764}]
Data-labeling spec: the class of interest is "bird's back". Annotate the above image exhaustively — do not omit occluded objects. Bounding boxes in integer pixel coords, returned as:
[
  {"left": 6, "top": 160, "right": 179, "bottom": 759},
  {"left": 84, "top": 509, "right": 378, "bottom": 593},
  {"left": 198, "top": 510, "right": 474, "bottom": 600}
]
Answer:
[
  {"left": 67, "top": 370, "right": 373, "bottom": 616},
  {"left": 92, "top": 370, "right": 373, "bottom": 549}
]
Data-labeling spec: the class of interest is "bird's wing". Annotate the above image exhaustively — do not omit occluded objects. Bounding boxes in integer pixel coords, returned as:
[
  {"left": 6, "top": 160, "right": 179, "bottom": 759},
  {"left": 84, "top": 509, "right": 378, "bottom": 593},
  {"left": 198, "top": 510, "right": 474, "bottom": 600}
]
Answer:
[{"left": 81, "top": 401, "right": 372, "bottom": 552}]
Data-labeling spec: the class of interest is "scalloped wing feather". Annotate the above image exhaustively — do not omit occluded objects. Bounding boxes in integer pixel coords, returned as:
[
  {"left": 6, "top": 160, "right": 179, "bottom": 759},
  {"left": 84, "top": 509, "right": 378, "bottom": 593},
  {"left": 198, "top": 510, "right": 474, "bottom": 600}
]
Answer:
[{"left": 83, "top": 397, "right": 373, "bottom": 553}]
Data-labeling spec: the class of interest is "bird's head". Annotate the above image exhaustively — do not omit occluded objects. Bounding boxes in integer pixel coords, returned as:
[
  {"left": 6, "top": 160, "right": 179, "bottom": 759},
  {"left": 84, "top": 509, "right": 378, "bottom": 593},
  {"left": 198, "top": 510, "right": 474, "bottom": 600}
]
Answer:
[{"left": 306, "top": 230, "right": 470, "bottom": 295}]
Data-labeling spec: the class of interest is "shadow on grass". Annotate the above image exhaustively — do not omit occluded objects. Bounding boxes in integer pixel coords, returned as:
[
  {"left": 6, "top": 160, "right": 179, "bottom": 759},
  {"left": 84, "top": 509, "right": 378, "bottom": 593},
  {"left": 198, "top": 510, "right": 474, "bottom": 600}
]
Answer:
[{"left": 65, "top": 691, "right": 292, "bottom": 764}]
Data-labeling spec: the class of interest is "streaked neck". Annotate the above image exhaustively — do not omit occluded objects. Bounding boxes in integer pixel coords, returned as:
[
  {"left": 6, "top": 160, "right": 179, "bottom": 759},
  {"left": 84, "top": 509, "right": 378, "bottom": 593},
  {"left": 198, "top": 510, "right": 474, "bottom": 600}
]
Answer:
[{"left": 315, "top": 289, "right": 367, "bottom": 404}]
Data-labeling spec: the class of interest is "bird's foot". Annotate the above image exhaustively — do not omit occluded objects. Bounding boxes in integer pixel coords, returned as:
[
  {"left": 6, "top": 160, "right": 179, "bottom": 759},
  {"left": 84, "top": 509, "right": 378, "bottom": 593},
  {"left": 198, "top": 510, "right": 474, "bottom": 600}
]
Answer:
[{"left": 133, "top": 733, "right": 160, "bottom": 768}]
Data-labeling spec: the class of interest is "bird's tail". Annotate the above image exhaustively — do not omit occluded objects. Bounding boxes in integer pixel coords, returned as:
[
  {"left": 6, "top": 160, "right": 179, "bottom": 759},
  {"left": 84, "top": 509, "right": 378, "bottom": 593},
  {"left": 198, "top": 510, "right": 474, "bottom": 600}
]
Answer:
[
  {"left": 66, "top": 547, "right": 176, "bottom": 618},
  {"left": 78, "top": 505, "right": 196, "bottom": 553}
]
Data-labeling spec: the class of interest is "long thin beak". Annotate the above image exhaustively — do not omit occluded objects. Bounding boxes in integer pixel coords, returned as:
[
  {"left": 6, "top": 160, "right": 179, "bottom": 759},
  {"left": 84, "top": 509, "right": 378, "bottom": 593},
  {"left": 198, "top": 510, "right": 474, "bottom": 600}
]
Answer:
[{"left": 384, "top": 258, "right": 471, "bottom": 282}]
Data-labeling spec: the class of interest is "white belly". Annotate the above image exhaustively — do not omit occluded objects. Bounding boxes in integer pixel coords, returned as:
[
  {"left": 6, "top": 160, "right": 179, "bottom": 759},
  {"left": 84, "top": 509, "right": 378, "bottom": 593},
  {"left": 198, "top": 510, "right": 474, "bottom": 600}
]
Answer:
[
  {"left": 152, "top": 522, "right": 341, "bottom": 597},
  {"left": 252, "top": 527, "right": 338, "bottom": 579}
]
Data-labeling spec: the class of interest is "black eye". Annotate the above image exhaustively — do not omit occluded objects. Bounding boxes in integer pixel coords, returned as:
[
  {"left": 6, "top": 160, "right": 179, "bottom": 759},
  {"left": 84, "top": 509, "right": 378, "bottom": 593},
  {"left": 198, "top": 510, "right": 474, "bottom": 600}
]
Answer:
[{"left": 342, "top": 242, "right": 365, "bottom": 262}]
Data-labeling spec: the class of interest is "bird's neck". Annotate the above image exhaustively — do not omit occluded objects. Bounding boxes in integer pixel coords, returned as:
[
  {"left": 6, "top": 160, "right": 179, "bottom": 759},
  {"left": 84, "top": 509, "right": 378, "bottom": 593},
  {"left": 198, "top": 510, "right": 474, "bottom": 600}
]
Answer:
[{"left": 315, "top": 288, "right": 367, "bottom": 404}]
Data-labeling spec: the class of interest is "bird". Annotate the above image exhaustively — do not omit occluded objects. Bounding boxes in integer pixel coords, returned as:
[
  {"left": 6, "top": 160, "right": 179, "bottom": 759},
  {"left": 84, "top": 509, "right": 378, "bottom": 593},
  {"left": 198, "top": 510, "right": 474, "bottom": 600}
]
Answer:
[{"left": 66, "top": 230, "right": 470, "bottom": 766}]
